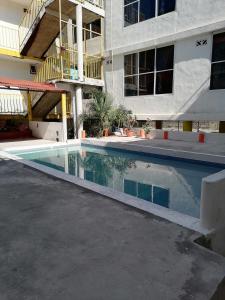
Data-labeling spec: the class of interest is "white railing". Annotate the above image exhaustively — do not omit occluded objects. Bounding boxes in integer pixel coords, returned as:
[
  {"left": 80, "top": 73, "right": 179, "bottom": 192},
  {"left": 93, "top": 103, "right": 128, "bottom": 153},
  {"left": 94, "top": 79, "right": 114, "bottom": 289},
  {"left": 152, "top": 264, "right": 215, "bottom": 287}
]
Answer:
[
  {"left": 19, "top": 0, "right": 47, "bottom": 49},
  {"left": 0, "top": 24, "right": 19, "bottom": 51},
  {"left": 83, "top": 0, "right": 104, "bottom": 8},
  {"left": 0, "top": 93, "right": 26, "bottom": 114}
]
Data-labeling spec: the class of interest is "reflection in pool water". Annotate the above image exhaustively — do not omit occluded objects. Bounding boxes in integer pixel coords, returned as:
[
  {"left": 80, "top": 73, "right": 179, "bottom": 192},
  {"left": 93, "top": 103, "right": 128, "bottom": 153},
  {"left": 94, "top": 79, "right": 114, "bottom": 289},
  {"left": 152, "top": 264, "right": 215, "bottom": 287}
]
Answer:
[{"left": 13, "top": 146, "right": 223, "bottom": 218}]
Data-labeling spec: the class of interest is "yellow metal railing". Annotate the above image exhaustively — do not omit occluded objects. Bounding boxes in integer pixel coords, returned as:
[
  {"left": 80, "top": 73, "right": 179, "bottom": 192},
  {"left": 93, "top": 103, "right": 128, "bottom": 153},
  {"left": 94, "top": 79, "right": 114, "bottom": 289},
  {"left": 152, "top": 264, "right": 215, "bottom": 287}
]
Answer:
[
  {"left": 84, "top": 56, "right": 102, "bottom": 79},
  {"left": 34, "top": 48, "right": 102, "bottom": 82},
  {"left": 34, "top": 55, "right": 61, "bottom": 82}
]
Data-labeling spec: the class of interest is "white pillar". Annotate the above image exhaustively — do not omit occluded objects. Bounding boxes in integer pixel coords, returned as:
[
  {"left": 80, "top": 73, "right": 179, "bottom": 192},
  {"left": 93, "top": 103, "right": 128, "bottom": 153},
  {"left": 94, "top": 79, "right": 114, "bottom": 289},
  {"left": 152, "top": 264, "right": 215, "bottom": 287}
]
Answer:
[
  {"left": 76, "top": 86, "right": 83, "bottom": 139},
  {"left": 61, "top": 93, "right": 67, "bottom": 143},
  {"left": 76, "top": 4, "right": 83, "bottom": 81},
  {"left": 201, "top": 172, "right": 225, "bottom": 230},
  {"left": 71, "top": 91, "right": 77, "bottom": 138},
  {"left": 67, "top": 19, "right": 73, "bottom": 47}
]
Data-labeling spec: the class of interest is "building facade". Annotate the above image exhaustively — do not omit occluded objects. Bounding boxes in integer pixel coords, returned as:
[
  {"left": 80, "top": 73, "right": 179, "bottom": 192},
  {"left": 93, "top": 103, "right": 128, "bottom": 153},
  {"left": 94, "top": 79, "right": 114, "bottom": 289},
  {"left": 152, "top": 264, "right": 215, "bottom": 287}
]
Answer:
[
  {"left": 0, "top": 0, "right": 104, "bottom": 140},
  {"left": 1, "top": 0, "right": 225, "bottom": 137},
  {"left": 0, "top": 0, "right": 38, "bottom": 116},
  {"left": 104, "top": 0, "right": 225, "bottom": 127}
]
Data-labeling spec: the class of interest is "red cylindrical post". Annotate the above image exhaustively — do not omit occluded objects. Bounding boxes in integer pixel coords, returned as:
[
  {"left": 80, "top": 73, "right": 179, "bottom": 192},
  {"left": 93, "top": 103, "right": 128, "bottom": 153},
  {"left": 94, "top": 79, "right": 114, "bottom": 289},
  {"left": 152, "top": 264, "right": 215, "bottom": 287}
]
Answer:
[
  {"left": 199, "top": 133, "right": 205, "bottom": 143},
  {"left": 163, "top": 131, "right": 169, "bottom": 140}
]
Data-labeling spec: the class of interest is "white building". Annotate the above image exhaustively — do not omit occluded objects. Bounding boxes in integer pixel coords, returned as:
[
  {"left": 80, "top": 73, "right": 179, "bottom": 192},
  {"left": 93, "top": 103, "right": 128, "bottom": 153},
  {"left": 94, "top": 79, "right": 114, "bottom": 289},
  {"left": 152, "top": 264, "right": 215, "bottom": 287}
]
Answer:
[
  {"left": 1, "top": 0, "right": 225, "bottom": 137},
  {"left": 104, "top": 0, "right": 225, "bottom": 131}
]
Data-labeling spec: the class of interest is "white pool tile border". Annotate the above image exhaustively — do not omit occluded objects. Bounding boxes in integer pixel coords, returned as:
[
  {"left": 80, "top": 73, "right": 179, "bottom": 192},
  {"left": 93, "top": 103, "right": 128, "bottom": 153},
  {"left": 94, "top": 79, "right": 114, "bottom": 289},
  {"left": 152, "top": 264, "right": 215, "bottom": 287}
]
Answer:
[{"left": 0, "top": 148, "right": 209, "bottom": 235}]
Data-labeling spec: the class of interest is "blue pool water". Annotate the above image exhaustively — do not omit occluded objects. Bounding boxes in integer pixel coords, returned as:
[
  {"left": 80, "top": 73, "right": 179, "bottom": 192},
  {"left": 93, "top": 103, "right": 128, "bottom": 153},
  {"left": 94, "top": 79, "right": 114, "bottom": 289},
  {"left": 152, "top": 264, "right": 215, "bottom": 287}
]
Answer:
[{"left": 11, "top": 145, "right": 223, "bottom": 218}]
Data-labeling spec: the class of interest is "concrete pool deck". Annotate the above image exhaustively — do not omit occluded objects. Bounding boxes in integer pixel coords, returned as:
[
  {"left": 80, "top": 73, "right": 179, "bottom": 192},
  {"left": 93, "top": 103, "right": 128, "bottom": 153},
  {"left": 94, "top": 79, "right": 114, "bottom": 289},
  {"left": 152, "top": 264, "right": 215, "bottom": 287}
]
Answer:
[
  {"left": 1, "top": 137, "right": 225, "bottom": 164},
  {"left": 82, "top": 136, "right": 225, "bottom": 165},
  {"left": 0, "top": 157, "right": 225, "bottom": 300}
]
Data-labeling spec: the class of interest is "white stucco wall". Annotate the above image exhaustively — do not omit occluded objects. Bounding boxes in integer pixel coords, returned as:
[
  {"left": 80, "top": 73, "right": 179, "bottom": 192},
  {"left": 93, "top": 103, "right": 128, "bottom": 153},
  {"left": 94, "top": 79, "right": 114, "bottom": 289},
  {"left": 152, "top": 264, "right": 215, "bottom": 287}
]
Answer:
[
  {"left": 105, "top": 0, "right": 225, "bottom": 121},
  {"left": 0, "top": 0, "right": 28, "bottom": 50},
  {"left": 105, "top": 0, "right": 225, "bottom": 53},
  {"left": 0, "top": 58, "right": 35, "bottom": 114},
  {"left": 201, "top": 170, "right": 225, "bottom": 230},
  {"left": 29, "top": 121, "right": 64, "bottom": 142}
]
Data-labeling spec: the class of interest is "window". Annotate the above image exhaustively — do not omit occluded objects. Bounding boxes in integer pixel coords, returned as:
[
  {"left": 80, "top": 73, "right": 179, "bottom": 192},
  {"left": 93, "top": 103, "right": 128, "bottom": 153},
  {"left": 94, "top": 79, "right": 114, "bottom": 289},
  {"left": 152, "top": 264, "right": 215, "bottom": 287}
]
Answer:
[
  {"left": 124, "top": 0, "right": 176, "bottom": 27},
  {"left": 211, "top": 32, "right": 225, "bottom": 90},
  {"left": 124, "top": 45, "right": 174, "bottom": 96},
  {"left": 158, "top": 0, "right": 176, "bottom": 16}
]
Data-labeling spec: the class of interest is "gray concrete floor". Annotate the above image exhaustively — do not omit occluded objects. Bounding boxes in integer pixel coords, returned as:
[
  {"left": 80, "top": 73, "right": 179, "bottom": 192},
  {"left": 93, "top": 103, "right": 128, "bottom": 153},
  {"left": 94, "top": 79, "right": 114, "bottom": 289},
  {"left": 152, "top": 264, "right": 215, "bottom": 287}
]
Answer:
[
  {"left": 0, "top": 158, "right": 225, "bottom": 300},
  {"left": 85, "top": 136, "right": 225, "bottom": 157}
]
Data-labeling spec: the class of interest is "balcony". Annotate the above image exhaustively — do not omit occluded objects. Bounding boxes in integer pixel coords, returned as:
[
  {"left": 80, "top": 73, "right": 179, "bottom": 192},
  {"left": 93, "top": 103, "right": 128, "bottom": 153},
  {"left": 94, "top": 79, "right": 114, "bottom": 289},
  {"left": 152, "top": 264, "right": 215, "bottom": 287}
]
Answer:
[
  {"left": 19, "top": 0, "right": 105, "bottom": 58},
  {"left": 34, "top": 19, "right": 104, "bottom": 84},
  {"left": 34, "top": 48, "right": 103, "bottom": 83},
  {"left": 0, "top": 24, "right": 20, "bottom": 55}
]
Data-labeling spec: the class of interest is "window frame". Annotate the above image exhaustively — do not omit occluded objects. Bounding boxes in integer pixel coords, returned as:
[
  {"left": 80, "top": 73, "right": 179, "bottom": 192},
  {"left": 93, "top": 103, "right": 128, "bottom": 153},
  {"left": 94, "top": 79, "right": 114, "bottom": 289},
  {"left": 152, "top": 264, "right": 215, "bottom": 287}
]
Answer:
[
  {"left": 124, "top": 0, "right": 176, "bottom": 28},
  {"left": 124, "top": 45, "right": 174, "bottom": 97},
  {"left": 210, "top": 31, "right": 225, "bottom": 90}
]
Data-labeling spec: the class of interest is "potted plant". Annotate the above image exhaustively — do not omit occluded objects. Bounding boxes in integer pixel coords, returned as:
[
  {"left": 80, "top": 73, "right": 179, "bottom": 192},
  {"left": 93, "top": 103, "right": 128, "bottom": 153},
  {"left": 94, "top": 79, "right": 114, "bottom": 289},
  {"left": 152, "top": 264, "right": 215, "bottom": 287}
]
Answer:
[
  {"left": 125, "top": 115, "right": 137, "bottom": 137},
  {"left": 142, "top": 119, "right": 152, "bottom": 139},
  {"left": 79, "top": 89, "right": 113, "bottom": 137},
  {"left": 109, "top": 105, "right": 132, "bottom": 136}
]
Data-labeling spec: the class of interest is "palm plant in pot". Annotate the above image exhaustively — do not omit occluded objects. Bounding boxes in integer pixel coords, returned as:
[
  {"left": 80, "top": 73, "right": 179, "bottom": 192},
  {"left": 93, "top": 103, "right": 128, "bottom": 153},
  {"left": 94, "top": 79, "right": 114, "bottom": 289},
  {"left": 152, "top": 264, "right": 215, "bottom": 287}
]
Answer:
[
  {"left": 109, "top": 105, "right": 132, "bottom": 136},
  {"left": 125, "top": 115, "right": 137, "bottom": 137},
  {"left": 142, "top": 119, "right": 152, "bottom": 139},
  {"left": 79, "top": 89, "right": 113, "bottom": 137}
]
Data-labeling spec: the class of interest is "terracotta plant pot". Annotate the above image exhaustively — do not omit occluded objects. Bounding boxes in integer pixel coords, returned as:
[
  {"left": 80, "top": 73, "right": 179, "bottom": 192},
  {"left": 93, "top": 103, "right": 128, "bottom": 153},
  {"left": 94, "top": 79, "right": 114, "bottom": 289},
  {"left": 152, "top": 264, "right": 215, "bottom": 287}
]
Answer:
[
  {"left": 127, "top": 130, "right": 134, "bottom": 137},
  {"left": 140, "top": 129, "right": 146, "bottom": 138},
  {"left": 103, "top": 128, "right": 109, "bottom": 137},
  {"left": 146, "top": 133, "right": 151, "bottom": 139},
  {"left": 81, "top": 130, "right": 86, "bottom": 139}
]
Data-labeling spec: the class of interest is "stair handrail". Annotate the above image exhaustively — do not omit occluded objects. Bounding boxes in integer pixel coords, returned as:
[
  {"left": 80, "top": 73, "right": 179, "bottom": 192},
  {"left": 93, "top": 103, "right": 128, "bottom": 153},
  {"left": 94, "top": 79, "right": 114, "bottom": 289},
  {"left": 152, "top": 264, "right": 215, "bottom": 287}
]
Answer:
[{"left": 19, "top": 0, "right": 47, "bottom": 50}]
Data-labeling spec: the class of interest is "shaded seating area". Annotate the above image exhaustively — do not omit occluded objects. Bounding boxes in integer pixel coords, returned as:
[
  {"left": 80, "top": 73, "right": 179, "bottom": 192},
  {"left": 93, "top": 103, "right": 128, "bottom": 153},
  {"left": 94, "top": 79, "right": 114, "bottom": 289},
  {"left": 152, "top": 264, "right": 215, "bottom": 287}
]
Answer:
[
  {"left": 0, "top": 120, "right": 32, "bottom": 140},
  {"left": 0, "top": 76, "right": 67, "bottom": 141}
]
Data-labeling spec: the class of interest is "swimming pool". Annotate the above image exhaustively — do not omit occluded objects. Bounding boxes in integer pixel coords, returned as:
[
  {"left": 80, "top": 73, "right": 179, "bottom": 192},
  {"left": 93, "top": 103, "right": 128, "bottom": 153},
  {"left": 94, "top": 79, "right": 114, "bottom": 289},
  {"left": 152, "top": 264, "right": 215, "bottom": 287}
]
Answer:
[{"left": 11, "top": 145, "right": 223, "bottom": 218}]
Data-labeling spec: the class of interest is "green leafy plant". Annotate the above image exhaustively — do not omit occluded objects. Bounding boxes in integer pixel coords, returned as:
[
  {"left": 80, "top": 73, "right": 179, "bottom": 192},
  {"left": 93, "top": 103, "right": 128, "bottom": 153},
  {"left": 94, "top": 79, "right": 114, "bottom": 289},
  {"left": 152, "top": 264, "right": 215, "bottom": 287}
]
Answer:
[
  {"left": 110, "top": 105, "right": 132, "bottom": 128},
  {"left": 142, "top": 118, "right": 152, "bottom": 134},
  {"left": 79, "top": 89, "right": 113, "bottom": 137},
  {"left": 125, "top": 115, "right": 137, "bottom": 130}
]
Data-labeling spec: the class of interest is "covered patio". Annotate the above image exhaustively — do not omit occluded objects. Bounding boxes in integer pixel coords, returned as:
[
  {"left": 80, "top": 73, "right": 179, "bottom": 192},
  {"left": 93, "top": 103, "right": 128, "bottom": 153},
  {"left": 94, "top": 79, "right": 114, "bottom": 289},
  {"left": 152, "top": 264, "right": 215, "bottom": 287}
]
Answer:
[{"left": 0, "top": 77, "right": 68, "bottom": 142}]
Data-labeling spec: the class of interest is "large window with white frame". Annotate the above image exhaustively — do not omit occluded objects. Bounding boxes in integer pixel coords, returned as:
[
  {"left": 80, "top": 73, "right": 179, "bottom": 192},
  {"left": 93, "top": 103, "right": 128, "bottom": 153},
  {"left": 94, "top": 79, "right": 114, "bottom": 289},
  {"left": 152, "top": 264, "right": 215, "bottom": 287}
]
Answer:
[
  {"left": 210, "top": 32, "right": 225, "bottom": 90},
  {"left": 124, "top": 45, "right": 174, "bottom": 96},
  {"left": 124, "top": 0, "right": 176, "bottom": 27}
]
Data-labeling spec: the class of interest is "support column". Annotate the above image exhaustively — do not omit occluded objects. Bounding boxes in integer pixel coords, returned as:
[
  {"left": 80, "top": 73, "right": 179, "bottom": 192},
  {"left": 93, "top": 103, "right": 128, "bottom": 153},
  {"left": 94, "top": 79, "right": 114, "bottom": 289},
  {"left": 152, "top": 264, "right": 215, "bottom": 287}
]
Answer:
[
  {"left": 155, "top": 121, "right": 162, "bottom": 130},
  {"left": 76, "top": 3, "right": 83, "bottom": 81},
  {"left": 100, "top": 17, "right": 104, "bottom": 80},
  {"left": 76, "top": 86, "right": 83, "bottom": 139},
  {"left": 183, "top": 121, "right": 193, "bottom": 132},
  {"left": 61, "top": 93, "right": 67, "bottom": 142},
  {"left": 71, "top": 91, "right": 77, "bottom": 138},
  {"left": 67, "top": 19, "right": 73, "bottom": 47},
  {"left": 219, "top": 121, "right": 225, "bottom": 133},
  {"left": 27, "top": 91, "right": 32, "bottom": 121}
]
